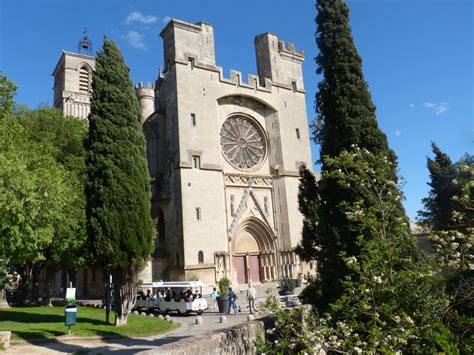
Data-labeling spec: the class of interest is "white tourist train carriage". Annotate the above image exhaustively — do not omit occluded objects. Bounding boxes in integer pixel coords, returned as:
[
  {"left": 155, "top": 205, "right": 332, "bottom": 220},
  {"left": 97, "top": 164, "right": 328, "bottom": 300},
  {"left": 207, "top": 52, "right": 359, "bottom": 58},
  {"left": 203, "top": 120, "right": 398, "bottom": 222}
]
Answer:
[{"left": 134, "top": 281, "right": 208, "bottom": 315}]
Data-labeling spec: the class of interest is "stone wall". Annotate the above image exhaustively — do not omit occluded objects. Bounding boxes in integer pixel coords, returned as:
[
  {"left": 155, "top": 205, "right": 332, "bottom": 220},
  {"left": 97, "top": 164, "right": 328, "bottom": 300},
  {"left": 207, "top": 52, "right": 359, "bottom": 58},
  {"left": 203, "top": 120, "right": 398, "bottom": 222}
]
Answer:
[{"left": 154, "top": 320, "right": 264, "bottom": 354}]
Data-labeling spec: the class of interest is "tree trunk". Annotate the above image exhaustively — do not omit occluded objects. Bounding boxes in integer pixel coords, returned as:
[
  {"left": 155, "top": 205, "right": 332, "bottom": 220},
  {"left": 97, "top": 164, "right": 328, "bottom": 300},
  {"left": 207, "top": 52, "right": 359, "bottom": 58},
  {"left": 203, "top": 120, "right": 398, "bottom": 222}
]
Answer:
[
  {"left": 112, "top": 268, "right": 137, "bottom": 327},
  {"left": 42, "top": 265, "right": 56, "bottom": 307},
  {"left": 0, "top": 289, "right": 9, "bottom": 308},
  {"left": 17, "top": 266, "right": 32, "bottom": 305},
  {"left": 105, "top": 270, "right": 111, "bottom": 324},
  {"left": 31, "top": 263, "right": 43, "bottom": 304}
]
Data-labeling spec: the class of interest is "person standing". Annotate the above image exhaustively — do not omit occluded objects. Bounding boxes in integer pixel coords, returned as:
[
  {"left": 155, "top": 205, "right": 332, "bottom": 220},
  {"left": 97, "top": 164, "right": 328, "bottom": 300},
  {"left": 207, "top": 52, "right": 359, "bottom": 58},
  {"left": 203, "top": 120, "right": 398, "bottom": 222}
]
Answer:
[
  {"left": 246, "top": 283, "right": 257, "bottom": 314},
  {"left": 227, "top": 287, "right": 238, "bottom": 315},
  {"left": 211, "top": 287, "right": 219, "bottom": 310}
]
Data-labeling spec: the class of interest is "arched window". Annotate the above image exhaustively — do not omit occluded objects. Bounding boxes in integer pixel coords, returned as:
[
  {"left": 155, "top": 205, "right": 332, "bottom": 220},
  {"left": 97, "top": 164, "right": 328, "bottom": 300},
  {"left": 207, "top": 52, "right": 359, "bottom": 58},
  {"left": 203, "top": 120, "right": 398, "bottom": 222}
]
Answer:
[
  {"left": 79, "top": 66, "right": 90, "bottom": 92},
  {"left": 198, "top": 251, "right": 204, "bottom": 264}
]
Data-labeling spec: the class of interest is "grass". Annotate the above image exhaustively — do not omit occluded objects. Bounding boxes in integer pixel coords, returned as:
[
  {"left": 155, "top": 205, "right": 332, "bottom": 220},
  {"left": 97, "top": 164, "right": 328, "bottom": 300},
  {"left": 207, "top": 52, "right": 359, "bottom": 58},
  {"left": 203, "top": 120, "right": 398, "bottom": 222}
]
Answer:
[{"left": 0, "top": 306, "right": 178, "bottom": 342}]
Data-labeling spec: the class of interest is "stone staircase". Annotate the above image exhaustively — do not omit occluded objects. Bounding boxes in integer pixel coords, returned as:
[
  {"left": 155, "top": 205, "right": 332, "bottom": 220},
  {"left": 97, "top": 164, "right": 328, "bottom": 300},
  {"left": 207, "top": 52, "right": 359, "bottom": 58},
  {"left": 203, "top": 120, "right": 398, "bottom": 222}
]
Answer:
[{"left": 279, "top": 294, "right": 302, "bottom": 308}]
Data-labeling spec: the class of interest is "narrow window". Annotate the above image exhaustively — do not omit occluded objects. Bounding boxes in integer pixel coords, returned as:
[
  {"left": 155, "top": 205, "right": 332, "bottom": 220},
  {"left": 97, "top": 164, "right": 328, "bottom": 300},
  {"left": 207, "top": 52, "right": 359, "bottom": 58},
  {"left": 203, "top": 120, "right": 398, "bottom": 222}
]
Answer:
[
  {"left": 191, "top": 113, "right": 196, "bottom": 126},
  {"left": 192, "top": 156, "right": 200, "bottom": 169},
  {"left": 292, "top": 81, "right": 297, "bottom": 93},
  {"left": 195, "top": 207, "right": 201, "bottom": 221},
  {"left": 176, "top": 252, "right": 180, "bottom": 266},
  {"left": 188, "top": 58, "right": 194, "bottom": 70},
  {"left": 198, "top": 251, "right": 204, "bottom": 264},
  {"left": 79, "top": 66, "right": 90, "bottom": 92},
  {"left": 296, "top": 128, "right": 300, "bottom": 139},
  {"left": 264, "top": 196, "right": 269, "bottom": 215}
]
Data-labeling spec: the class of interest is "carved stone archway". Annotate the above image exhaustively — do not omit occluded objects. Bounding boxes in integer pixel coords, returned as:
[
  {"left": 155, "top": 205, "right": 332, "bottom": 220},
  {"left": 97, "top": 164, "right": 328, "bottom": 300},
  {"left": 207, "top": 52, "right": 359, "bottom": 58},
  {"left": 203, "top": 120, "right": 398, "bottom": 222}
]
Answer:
[{"left": 231, "top": 217, "right": 277, "bottom": 284}]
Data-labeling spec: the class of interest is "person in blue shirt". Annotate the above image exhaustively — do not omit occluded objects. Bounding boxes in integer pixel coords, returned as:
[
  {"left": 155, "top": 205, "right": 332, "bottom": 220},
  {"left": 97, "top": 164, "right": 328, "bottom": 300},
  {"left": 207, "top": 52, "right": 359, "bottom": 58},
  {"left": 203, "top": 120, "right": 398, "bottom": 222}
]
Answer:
[
  {"left": 227, "top": 287, "right": 238, "bottom": 315},
  {"left": 211, "top": 287, "right": 219, "bottom": 310}
]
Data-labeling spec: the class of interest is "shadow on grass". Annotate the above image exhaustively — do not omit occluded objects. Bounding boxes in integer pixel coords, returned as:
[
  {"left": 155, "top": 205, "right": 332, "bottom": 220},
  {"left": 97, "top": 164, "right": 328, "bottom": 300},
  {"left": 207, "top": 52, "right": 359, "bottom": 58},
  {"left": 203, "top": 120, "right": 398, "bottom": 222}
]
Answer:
[
  {"left": 3, "top": 307, "right": 189, "bottom": 352},
  {"left": 0, "top": 311, "right": 65, "bottom": 324}
]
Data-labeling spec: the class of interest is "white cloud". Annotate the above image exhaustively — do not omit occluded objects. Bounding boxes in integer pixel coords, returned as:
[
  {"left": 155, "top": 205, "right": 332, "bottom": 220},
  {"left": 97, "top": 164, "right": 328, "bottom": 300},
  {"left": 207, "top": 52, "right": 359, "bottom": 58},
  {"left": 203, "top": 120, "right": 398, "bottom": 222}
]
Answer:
[
  {"left": 162, "top": 16, "right": 172, "bottom": 24},
  {"left": 433, "top": 105, "right": 448, "bottom": 115},
  {"left": 409, "top": 103, "right": 415, "bottom": 108},
  {"left": 125, "top": 11, "right": 157, "bottom": 24},
  {"left": 125, "top": 31, "right": 146, "bottom": 49},
  {"left": 395, "top": 129, "right": 401, "bottom": 137},
  {"left": 422, "top": 101, "right": 449, "bottom": 116}
]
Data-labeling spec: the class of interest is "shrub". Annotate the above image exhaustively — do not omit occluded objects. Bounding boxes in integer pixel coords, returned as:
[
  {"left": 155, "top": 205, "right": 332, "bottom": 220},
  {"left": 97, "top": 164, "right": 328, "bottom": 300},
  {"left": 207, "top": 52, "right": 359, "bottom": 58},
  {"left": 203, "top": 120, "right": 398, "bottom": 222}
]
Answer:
[
  {"left": 218, "top": 277, "right": 230, "bottom": 297},
  {"left": 279, "top": 277, "right": 296, "bottom": 294}
]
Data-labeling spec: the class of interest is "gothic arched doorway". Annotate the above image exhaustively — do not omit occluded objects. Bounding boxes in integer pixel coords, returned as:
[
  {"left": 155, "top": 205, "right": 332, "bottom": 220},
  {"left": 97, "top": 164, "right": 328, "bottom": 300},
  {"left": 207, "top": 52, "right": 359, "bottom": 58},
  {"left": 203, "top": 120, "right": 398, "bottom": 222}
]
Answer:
[{"left": 232, "top": 217, "right": 277, "bottom": 285}]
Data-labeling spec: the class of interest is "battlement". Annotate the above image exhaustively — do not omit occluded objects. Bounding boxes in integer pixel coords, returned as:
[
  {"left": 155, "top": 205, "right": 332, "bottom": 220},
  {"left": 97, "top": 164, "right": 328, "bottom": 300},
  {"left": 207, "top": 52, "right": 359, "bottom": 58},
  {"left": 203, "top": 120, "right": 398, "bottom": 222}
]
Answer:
[
  {"left": 158, "top": 19, "right": 305, "bottom": 92},
  {"left": 276, "top": 40, "right": 304, "bottom": 60},
  {"left": 135, "top": 81, "right": 155, "bottom": 91},
  {"left": 254, "top": 33, "right": 305, "bottom": 91},
  {"left": 135, "top": 81, "right": 155, "bottom": 122}
]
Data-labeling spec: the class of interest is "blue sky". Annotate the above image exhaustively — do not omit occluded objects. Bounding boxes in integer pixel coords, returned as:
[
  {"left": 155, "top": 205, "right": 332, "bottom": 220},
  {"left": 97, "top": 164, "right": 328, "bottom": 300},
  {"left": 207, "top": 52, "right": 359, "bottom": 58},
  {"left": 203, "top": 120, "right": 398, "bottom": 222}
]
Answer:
[{"left": 0, "top": 0, "right": 472, "bottom": 219}]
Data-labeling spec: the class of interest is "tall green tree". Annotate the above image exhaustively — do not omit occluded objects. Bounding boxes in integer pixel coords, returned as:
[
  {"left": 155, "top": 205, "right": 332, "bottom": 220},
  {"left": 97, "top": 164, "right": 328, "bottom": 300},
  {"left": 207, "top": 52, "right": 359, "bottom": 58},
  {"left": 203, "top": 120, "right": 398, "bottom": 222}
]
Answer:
[
  {"left": 0, "top": 115, "right": 78, "bottom": 307},
  {"left": 14, "top": 107, "right": 88, "bottom": 304},
  {"left": 0, "top": 71, "right": 16, "bottom": 119},
  {"left": 418, "top": 142, "right": 460, "bottom": 232},
  {"left": 423, "top": 152, "right": 474, "bottom": 353},
  {"left": 85, "top": 38, "right": 154, "bottom": 326},
  {"left": 298, "top": 0, "right": 409, "bottom": 310}
]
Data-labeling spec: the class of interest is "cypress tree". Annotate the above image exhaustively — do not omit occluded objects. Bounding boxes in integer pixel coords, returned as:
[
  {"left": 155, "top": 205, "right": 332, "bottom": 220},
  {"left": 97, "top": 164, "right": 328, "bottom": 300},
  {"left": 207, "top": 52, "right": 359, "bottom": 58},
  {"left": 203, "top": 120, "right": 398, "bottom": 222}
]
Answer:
[
  {"left": 85, "top": 38, "right": 154, "bottom": 326},
  {"left": 418, "top": 142, "right": 460, "bottom": 232},
  {"left": 298, "top": 0, "right": 408, "bottom": 310}
]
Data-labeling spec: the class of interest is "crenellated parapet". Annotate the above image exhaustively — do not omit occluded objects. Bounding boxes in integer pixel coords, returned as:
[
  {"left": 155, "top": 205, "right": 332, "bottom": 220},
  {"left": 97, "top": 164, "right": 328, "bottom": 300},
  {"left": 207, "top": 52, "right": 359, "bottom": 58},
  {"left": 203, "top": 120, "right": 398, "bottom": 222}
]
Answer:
[
  {"left": 135, "top": 81, "right": 155, "bottom": 122},
  {"left": 159, "top": 18, "right": 306, "bottom": 94},
  {"left": 276, "top": 39, "right": 304, "bottom": 62},
  {"left": 255, "top": 33, "right": 305, "bottom": 91}
]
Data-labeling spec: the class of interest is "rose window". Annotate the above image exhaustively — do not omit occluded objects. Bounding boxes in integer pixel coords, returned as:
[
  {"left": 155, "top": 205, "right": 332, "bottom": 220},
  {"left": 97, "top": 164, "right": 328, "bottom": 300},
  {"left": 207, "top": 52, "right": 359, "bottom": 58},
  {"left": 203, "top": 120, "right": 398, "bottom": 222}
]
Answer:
[{"left": 220, "top": 115, "right": 266, "bottom": 170}]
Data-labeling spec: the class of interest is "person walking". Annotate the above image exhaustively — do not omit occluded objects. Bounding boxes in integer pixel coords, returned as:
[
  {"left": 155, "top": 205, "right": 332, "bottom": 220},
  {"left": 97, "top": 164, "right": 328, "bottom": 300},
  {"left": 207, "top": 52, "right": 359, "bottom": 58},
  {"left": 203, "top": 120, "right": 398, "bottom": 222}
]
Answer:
[
  {"left": 227, "top": 287, "right": 238, "bottom": 315},
  {"left": 246, "top": 283, "right": 258, "bottom": 314},
  {"left": 211, "top": 287, "right": 219, "bottom": 311}
]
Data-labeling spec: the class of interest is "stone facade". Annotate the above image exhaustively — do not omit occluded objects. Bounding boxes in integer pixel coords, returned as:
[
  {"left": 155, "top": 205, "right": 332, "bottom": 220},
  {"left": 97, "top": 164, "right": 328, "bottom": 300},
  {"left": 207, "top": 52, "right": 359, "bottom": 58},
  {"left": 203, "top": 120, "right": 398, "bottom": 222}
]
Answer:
[
  {"left": 143, "top": 19, "right": 314, "bottom": 286},
  {"left": 53, "top": 19, "right": 314, "bottom": 291},
  {"left": 52, "top": 51, "right": 95, "bottom": 120}
]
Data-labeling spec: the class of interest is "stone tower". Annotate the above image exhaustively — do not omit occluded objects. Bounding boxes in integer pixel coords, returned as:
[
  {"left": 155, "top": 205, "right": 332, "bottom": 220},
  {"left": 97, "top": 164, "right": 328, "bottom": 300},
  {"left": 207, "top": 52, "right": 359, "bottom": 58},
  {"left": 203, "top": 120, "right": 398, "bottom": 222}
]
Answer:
[
  {"left": 143, "top": 19, "right": 314, "bottom": 287},
  {"left": 135, "top": 81, "right": 155, "bottom": 122},
  {"left": 52, "top": 51, "right": 95, "bottom": 119}
]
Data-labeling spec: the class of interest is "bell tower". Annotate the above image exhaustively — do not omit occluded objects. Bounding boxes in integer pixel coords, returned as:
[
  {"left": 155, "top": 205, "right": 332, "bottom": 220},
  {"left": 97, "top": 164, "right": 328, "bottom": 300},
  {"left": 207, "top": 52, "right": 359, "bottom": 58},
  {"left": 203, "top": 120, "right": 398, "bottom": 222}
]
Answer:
[{"left": 52, "top": 32, "right": 96, "bottom": 120}]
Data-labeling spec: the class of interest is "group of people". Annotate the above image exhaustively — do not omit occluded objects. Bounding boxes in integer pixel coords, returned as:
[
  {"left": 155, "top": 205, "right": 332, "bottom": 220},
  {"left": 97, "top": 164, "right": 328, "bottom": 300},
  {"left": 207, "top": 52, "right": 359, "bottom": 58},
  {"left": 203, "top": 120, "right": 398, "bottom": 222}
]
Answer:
[
  {"left": 210, "top": 283, "right": 258, "bottom": 315},
  {"left": 138, "top": 288, "right": 202, "bottom": 303},
  {"left": 137, "top": 282, "right": 258, "bottom": 314}
]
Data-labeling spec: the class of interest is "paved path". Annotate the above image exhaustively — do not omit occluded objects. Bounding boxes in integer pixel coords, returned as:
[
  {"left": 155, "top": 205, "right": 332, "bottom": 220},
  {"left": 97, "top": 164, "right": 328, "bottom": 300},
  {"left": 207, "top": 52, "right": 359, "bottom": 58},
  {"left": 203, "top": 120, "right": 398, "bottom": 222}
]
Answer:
[{"left": 5, "top": 282, "right": 303, "bottom": 354}]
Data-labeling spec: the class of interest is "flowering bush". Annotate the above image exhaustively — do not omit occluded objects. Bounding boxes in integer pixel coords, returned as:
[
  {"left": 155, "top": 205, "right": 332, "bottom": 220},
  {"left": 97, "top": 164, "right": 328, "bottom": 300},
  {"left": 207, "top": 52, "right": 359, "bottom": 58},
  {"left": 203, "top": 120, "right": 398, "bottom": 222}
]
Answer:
[
  {"left": 429, "top": 162, "right": 474, "bottom": 353},
  {"left": 258, "top": 147, "right": 459, "bottom": 353}
]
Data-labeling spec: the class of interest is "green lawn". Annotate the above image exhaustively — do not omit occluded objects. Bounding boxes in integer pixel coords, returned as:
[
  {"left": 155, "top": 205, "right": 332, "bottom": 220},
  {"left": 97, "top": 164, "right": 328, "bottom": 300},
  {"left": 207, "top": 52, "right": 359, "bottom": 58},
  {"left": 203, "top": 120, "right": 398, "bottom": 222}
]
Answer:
[{"left": 0, "top": 306, "right": 178, "bottom": 341}]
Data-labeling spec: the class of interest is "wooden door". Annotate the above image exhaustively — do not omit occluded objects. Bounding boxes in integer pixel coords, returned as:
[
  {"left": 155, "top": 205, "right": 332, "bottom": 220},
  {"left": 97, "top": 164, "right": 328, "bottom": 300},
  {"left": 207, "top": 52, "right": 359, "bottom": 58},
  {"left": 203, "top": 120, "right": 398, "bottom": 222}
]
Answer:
[
  {"left": 249, "top": 255, "right": 261, "bottom": 283},
  {"left": 235, "top": 256, "right": 246, "bottom": 285}
]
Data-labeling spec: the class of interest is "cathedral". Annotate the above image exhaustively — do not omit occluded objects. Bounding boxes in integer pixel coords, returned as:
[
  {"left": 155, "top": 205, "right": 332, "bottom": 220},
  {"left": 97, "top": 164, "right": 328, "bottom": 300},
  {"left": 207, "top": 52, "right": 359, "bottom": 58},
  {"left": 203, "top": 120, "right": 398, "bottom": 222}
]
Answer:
[{"left": 52, "top": 19, "right": 314, "bottom": 291}]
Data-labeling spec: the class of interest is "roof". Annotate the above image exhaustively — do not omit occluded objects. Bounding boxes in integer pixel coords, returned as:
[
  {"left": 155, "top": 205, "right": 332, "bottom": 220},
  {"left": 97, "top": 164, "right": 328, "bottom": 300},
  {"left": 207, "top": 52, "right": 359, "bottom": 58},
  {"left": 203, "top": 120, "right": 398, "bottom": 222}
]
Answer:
[{"left": 139, "top": 281, "right": 207, "bottom": 288}]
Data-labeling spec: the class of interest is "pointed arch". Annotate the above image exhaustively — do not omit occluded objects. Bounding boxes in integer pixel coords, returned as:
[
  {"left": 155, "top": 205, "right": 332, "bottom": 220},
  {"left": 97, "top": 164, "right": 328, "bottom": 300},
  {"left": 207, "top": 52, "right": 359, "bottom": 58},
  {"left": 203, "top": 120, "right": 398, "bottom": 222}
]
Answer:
[{"left": 232, "top": 216, "right": 276, "bottom": 253}]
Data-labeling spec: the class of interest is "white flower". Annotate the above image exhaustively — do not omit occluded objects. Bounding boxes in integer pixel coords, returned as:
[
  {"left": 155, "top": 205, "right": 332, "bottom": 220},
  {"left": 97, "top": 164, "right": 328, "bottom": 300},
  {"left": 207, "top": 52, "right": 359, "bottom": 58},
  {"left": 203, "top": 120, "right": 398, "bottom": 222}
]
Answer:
[
  {"left": 373, "top": 276, "right": 382, "bottom": 284},
  {"left": 346, "top": 256, "right": 357, "bottom": 265},
  {"left": 394, "top": 315, "right": 401, "bottom": 323},
  {"left": 354, "top": 347, "right": 363, "bottom": 353}
]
